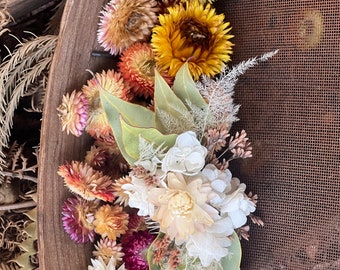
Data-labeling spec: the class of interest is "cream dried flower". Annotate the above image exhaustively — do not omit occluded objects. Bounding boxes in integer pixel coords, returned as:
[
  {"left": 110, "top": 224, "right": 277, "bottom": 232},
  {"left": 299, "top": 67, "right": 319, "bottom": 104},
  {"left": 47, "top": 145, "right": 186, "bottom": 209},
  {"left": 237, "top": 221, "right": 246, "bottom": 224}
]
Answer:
[
  {"left": 93, "top": 238, "right": 124, "bottom": 265},
  {"left": 148, "top": 172, "right": 215, "bottom": 244},
  {"left": 98, "top": 0, "right": 159, "bottom": 55}
]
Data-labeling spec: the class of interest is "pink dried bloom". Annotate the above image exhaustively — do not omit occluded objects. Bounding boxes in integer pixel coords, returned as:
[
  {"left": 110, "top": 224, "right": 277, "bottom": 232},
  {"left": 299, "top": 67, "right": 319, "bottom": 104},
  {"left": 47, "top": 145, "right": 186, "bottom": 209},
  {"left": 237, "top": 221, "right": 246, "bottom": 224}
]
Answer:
[
  {"left": 82, "top": 69, "right": 131, "bottom": 140},
  {"left": 57, "top": 90, "right": 88, "bottom": 137},
  {"left": 204, "top": 124, "right": 229, "bottom": 152},
  {"left": 61, "top": 196, "right": 99, "bottom": 243},
  {"left": 57, "top": 161, "right": 115, "bottom": 202},
  {"left": 98, "top": 0, "right": 159, "bottom": 55},
  {"left": 93, "top": 237, "right": 125, "bottom": 265},
  {"left": 228, "top": 130, "right": 252, "bottom": 159}
]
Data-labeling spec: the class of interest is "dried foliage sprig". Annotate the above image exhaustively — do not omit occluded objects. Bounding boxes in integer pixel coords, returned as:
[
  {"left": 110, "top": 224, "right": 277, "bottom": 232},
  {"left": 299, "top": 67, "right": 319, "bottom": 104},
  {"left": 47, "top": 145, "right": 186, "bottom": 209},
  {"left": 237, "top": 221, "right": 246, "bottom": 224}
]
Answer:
[
  {"left": 0, "top": 0, "right": 12, "bottom": 36},
  {"left": 193, "top": 50, "right": 278, "bottom": 141},
  {"left": 0, "top": 35, "right": 57, "bottom": 171}
]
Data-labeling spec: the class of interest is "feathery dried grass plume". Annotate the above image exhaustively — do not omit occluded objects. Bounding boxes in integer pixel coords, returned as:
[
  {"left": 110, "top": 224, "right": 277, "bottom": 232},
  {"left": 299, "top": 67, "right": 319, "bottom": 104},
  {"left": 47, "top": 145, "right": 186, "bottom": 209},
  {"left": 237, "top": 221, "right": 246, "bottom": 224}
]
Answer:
[
  {"left": 0, "top": 0, "right": 12, "bottom": 36},
  {"left": 192, "top": 50, "right": 279, "bottom": 138},
  {"left": 0, "top": 34, "right": 57, "bottom": 172}
]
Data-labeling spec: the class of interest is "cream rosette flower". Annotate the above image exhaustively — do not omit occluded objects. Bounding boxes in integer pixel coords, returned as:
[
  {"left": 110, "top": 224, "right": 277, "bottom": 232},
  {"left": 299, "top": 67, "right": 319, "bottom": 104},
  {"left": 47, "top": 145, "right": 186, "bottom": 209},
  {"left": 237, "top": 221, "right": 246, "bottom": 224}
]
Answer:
[
  {"left": 148, "top": 172, "right": 216, "bottom": 244},
  {"left": 122, "top": 175, "right": 155, "bottom": 217},
  {"left": 201, "top": 164, "right": 232, "bottom": 206},
  {"left": 220, "top": 178, "right": 256, "bottom": 228},
  {"left": 186, "top": 216, "right": 234, "bottom": 267},
  {"left": 161, "top": 131, "right": 207, "bottom": 175}
]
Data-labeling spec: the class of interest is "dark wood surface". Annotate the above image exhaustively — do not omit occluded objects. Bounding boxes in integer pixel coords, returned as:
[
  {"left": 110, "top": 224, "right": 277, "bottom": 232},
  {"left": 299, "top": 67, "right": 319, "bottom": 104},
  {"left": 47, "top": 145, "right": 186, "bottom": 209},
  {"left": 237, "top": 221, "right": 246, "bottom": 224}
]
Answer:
[{"left": 38, "top": 1, "right": 114, "bottom": 269}]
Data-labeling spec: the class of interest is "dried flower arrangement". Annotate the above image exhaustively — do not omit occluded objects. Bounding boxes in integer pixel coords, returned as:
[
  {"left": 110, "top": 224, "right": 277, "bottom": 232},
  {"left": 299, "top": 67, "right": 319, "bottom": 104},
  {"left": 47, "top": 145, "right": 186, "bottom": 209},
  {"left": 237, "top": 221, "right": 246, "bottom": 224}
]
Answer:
[
  {"left": 0, "top": 0, "right": 63, "bottom": 268},
  {"left": 56, "top": 0, "right": 278, "bottom": 269}
]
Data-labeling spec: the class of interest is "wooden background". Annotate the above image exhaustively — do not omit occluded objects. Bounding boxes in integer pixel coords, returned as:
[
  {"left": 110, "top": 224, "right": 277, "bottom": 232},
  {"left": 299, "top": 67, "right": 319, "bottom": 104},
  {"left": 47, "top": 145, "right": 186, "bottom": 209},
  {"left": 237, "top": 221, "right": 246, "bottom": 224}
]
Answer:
[{"left": 38, "top": 0, "right": 114, "bottom": 269}]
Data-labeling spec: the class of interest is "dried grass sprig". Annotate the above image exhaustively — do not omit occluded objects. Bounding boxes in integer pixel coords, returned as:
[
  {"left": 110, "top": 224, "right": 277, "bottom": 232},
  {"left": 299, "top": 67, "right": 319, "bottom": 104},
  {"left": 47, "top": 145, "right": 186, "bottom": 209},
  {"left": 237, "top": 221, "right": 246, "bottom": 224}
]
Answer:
[
  {"left": 0, "top": 35, "right": 57, "bottom": 170},
  {"left": 0, "top": 0, "right": 12, "bottom": 36},
  {"left": 193, "top": 50, "right": 279, "bottom": 140}
]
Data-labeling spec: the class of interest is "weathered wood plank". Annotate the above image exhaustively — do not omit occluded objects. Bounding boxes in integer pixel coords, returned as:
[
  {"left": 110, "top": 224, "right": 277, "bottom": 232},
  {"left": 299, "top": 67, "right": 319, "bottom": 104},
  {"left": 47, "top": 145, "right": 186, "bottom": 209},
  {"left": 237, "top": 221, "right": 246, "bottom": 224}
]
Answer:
[{"left": 38, "top": 1, "right": 113, "bottom": 269}]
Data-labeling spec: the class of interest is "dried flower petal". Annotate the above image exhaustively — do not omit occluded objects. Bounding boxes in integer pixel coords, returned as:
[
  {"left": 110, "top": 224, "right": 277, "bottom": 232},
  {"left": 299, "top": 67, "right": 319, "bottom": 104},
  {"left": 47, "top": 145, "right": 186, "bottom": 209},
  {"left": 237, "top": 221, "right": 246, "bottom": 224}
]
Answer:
[
  {"left": 98, "top": 0, "right": 159, "bottom": 55},
  {"left": 121, "top": 230, "right": 156, "bottom": 270},
  {"left": 57, "top": 90, "right": 88, "bottom": 137},
  {"left": 93, "top": 238, "right": 124, "bottom": 265},
  {"left": 82, "top": 70, "right": 131, "bottom": 140},
  {"left": 93, "top": 205, "right": 129, "bottom": 240},
  {"left": 118, "top": 42, "right": 173, "bottom": 98},
  {"left": 58, "top": 161, "right": 115, "bottom": 202},
  {"left": 61, "top": 196, "right": 99, "bottom": 243},
  {"left": 151, "top": 0, "right": 233, "bottom": 79}
]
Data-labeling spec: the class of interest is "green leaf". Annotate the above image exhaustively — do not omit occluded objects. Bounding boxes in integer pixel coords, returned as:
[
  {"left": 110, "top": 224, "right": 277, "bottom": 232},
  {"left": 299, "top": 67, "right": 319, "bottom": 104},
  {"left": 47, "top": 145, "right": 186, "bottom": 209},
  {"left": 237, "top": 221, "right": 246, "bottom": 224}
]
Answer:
[
  {"left": 154, "top": 69, "right": 192, "bottom": 133},
  {"left": 221, "top": 232, "right": 242, "bottom": 270},
  {"left": 100, "top": 89, "right": 156, "bottom": 165},
  {"left": 120, "top": 117, "right": 177, "bottom": 163},
  {"left": 173, "top": 62, "right": 207, "bottom": 109},
  {"left": 100, "top": 89, "right": 155, "bottom": 128}
]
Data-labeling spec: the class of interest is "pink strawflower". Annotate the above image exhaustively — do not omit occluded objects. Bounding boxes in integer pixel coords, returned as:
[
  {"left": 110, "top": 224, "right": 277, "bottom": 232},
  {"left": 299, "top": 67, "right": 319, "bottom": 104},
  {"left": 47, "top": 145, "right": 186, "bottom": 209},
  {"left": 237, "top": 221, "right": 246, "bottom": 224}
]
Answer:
[
  {"left": 61, "top": 196, "right": 99, "bottom": 243},
  {"left": 121, "top": 230, "right": 156, "bottom": 270},
  {"left": 93, "top": 237, "right": 125, "bottom": 265},
  {"left": 82, "top": 69, "right": 131, "bottom": 141},
  {"left": 57, "top": 90, "right": 88, "bottom": 137},
  {"left": 57, "top": 161, "right": 115, "bottom": 202}
]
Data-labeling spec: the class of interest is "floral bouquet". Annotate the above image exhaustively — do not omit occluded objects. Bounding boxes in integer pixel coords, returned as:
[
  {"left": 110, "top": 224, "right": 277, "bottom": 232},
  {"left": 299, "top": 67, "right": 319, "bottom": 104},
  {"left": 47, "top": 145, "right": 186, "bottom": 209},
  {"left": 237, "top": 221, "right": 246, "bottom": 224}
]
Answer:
[{"left": 56, "top": 0, "right": 277, "bottom": 269}]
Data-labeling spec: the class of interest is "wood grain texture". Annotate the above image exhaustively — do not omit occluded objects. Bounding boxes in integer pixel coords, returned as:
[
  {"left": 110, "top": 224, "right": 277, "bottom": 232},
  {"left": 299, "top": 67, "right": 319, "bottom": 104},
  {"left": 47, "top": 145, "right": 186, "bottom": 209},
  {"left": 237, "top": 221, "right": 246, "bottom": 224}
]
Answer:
[
  {"left": 38, "top": 0, "right": 114, "bottom": 269},
  {"left": 7, "top": 0, "right": 55, "bottom": 19}
]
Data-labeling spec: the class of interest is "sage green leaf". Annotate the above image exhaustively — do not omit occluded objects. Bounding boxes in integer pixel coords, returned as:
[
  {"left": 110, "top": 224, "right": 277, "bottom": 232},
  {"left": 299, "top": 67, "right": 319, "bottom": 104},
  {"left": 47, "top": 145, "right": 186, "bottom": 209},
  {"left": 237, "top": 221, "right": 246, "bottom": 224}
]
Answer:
[
  {"left": 154, "top": 69, "right": 193, "bottom": 133},
  {"left": 100, "top": 89, "right": 155, "bottom": 128},
  {"left": 100, "top": 89, "right": 155, "bottom": 165},
  {"left": 120, "top": 117, "right": 177, "bottom": 163},
  {"left": 221, "top": 231, "right": 242, "bottom": 269},
  {"left": 173, "top": 62, "right": 207, "bottom": 109}
]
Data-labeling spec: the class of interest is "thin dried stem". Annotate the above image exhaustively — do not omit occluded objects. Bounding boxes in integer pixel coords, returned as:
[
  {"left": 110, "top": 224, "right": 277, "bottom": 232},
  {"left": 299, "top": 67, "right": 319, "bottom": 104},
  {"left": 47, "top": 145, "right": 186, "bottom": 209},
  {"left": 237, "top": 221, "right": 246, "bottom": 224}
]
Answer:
[
  {"left": 0, "top": 200, "right": 36, "bottom": 211},
  {"left": 2, "top": 171, "right": 37, "bottom": 183}
]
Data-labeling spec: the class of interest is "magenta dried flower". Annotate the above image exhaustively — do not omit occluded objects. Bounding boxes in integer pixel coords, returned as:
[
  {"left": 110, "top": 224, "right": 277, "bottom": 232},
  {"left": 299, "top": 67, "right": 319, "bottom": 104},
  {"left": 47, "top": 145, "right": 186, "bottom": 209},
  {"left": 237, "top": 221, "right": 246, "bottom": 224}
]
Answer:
[{"left": 61, "top": 196, "right": 100, "bottom": 243}]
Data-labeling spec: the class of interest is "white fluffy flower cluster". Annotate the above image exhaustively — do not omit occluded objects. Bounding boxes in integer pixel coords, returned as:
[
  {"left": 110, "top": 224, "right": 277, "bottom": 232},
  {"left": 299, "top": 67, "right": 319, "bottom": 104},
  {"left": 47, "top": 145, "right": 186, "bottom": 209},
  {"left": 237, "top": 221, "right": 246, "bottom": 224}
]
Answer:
[{"left": 122, "top": 131, "right": 256, "bottom": 267}]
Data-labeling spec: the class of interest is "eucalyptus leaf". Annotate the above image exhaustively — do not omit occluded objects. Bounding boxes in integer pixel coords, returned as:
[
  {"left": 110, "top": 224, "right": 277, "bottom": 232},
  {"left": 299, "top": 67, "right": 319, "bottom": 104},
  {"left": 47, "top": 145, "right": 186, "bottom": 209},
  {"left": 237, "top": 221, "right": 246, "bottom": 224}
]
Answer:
[
  {"left": 221, "top": 232, "right": 242, "bottom": 269},
  {"left": 154, "top": 69, "right": 193, "bottom": 133},
  {"left": 100, "top": 89, "right": 155, "bottom": 128},
  {"left": 120, "top": 117, "right": 177, "bottom": 163},
  {"left": 100, "top": 89, "right": 155, "bottom": 165},
  {"left": 173, "top": 62, "right": 207, "bottom": 109}
]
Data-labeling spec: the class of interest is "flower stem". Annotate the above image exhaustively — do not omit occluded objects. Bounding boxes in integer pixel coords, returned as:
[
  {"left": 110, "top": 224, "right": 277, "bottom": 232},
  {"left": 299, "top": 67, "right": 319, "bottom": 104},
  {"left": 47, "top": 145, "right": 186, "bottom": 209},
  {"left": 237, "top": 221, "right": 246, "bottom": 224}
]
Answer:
[
  {"left": 2, "top": 171, "right": 37, "bottom": 183},
  {"left": 0, "top": 200, "right": 36, "bottom": 211}
]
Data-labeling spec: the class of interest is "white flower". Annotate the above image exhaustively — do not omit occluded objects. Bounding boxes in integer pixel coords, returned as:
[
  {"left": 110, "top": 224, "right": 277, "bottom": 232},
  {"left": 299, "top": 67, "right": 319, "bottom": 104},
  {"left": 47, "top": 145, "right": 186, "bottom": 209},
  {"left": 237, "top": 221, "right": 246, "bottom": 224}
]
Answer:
[
  {"left": 201, "top": 164, "right": 232, "bottom": 206},
  {"left": 88, "top": 256, "right": 125, "bottom": 270},
  {"left": 148, "top": 172, "right": 214, "bottom": 244},
  {"left": 135, "top": 157, "right": 159, "bottom": 175},
  {"left": 122, "top": 176, "right": 154, "bottom": 217},
  {"left": 161, "top": 131, "right": 207, "bottom": 175},
  {"left": 220, "top": 178, "right": 256, "bottom": 228},
  {"left": 186, "top": 216, "right": 234, "bottom": 267}
]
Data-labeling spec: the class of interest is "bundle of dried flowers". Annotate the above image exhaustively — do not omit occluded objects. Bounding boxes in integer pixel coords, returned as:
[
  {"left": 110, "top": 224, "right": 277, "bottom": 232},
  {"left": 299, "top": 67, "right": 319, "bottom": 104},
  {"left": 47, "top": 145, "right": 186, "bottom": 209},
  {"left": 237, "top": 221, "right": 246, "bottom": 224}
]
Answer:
[{"left": 57, "top": 0, "right": 278, "bottom": 269}]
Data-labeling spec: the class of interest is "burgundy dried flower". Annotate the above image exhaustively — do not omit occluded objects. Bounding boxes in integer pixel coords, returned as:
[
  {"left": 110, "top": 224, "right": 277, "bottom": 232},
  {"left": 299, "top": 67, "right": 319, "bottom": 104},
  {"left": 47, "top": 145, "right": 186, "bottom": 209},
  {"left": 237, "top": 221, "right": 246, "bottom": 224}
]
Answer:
[{"left": 121, "top": 230, "right": 156, "bottom": 270}]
